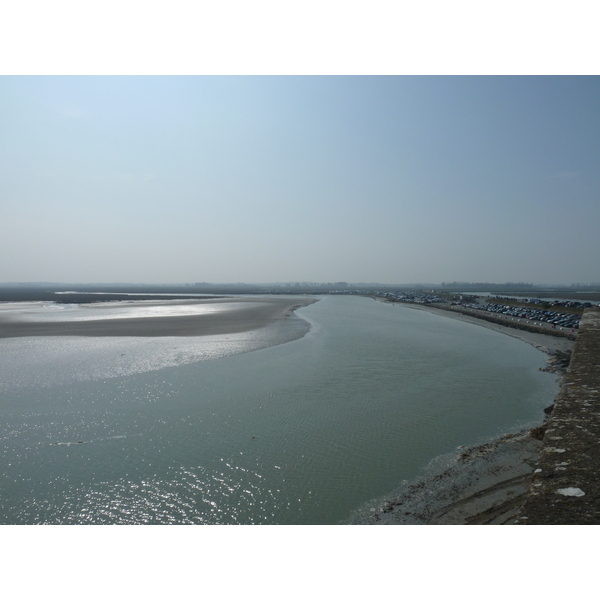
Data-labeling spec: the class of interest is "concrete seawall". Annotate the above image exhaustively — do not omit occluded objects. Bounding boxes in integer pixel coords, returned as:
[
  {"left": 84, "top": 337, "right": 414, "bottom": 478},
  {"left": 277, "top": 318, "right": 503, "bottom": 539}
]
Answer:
[{"left": 518, "top": 307, "right": 600, "bottom": 524}]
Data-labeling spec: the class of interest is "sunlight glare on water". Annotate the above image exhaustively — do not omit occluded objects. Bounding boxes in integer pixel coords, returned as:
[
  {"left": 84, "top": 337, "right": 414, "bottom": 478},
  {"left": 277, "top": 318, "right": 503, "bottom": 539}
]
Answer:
[{"left": 0, "top": 296, "right": 558, "bottom": 524}]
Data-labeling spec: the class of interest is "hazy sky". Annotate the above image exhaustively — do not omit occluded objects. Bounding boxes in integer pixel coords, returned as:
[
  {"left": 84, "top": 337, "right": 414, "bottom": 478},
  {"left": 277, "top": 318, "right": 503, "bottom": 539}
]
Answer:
[{"left": 2, "top": 76, "right": 599, "bottom": 285}]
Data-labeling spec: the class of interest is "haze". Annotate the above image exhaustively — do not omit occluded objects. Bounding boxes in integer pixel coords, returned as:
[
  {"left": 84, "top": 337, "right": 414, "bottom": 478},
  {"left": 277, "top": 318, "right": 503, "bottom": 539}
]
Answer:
[{"left": 2, "top": 76, "right": 599, "bottom": 285}]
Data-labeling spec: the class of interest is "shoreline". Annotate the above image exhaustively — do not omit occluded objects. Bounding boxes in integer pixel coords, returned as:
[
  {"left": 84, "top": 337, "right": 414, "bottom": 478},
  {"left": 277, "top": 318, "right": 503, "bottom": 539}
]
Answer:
[
  {"left": 385, "top": 300, "right": 575, "bottom": 355},
  {"left": 353, "top": 428, "right": 545, "bottom": 524},
  {"left": 357, "top": 297, "right": 573, "bottom": 525}
]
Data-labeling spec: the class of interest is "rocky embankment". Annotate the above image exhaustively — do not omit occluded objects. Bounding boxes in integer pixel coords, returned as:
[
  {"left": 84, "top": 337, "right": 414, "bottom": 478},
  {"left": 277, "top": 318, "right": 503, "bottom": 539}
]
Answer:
[
  {"left": 361, "top": 429, "right": 544, "bottom": 525},
  {"left": 517, "top": 307, "right": 600, "bottom": 524}
]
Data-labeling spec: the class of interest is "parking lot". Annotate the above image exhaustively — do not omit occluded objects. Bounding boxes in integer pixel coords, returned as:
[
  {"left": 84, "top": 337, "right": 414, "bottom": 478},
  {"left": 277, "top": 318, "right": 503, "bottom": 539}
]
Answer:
[{"left": 451, "top": 301, "right": 581, "bottom": 333}]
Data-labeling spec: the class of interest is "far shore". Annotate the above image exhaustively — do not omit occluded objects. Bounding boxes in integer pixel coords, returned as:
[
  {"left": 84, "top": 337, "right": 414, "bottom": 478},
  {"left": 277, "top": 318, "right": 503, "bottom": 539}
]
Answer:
[
  {"left": 382, "top": 299, "right": 575, "bottom": 355},
  {"left": 0, "top": 296, "right": 317, "bottom": 339}
]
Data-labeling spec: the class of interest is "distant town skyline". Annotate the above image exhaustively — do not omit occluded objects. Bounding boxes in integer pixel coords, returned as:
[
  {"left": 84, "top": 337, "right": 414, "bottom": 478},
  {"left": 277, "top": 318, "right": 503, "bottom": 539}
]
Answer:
[{"left": 2, "top": 76, "right": 600, "bottom": 286}]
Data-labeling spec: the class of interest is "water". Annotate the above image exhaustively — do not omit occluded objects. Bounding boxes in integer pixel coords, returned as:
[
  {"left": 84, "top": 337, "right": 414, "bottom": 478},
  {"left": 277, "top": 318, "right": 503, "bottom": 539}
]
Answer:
[{"left": 0, "top": 296, "right": 557, "bottom": 524}]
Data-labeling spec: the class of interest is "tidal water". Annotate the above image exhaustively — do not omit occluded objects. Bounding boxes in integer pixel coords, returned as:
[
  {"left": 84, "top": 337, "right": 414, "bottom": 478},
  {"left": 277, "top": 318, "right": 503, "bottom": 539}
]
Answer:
[{"left": 0, "top": 296, "right": 558, "bottom": 524}]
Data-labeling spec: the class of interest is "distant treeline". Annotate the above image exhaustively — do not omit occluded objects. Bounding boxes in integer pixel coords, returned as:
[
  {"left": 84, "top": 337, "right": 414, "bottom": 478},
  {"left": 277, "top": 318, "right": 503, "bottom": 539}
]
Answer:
[
  {"left": 439, "top": 282, "right": 600, "bottom": 292},
  {"left": 2, "top": 281, "right": 599, "bottom": 303}
]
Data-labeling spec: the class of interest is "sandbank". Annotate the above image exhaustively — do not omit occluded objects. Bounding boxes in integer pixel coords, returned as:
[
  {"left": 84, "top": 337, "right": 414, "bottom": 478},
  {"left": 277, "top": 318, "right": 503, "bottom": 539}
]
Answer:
[{"left": 0, "top": 296, "right": 317, "bottom": 338}]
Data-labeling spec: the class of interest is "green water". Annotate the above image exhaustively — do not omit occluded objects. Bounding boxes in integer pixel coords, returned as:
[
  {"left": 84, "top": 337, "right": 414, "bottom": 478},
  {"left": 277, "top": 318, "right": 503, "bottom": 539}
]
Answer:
[{"left": 0, "top": 296, "right": 557, "bottom": 524}]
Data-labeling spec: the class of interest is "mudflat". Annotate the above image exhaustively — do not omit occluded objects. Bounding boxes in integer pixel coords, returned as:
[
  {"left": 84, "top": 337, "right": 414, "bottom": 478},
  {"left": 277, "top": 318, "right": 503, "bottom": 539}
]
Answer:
[{"left": 0, "top": 297, "right": 316, "bottom": 338}]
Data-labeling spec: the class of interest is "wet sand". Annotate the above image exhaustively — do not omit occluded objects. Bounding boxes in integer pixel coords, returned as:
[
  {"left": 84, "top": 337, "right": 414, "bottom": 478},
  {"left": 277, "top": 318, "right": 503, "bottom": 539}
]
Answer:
[
  {"left": 358, "top": 429, "right": 545, "bottom": 525},
  {"left": 0, "top": 297, "right": 317, "bottom": 338}
]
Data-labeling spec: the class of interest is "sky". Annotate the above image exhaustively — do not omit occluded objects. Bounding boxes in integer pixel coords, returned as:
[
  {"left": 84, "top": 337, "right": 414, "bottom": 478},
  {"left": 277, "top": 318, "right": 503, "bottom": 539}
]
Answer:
[{"left": 2, "top": 75, "right": 600, "bottom": 285}]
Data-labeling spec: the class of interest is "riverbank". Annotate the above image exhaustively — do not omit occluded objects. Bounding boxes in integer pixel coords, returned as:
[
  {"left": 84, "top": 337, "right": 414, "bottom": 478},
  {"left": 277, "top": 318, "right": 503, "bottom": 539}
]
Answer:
[
  {"left": 391, "top": 301, "right": 575, "bottom": 355},
  {"left": 356, "top": 428, "right": 544, "bottom": 524},
  {"left": 357, "top": 298, "right": 573, "bottom": 525}
]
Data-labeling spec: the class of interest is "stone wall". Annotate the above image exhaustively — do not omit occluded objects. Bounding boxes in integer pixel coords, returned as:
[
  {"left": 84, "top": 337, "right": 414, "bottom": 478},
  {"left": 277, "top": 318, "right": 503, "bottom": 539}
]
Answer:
[{"left": 517, "top": 307, "right": 600, "bottom": 524}]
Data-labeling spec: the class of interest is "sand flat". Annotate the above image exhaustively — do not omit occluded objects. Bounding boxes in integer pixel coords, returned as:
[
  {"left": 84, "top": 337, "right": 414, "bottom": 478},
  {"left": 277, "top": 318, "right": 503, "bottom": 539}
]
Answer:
[{"left": 0, "top": 296, "right": 316, "bottom": 338}]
